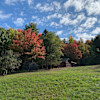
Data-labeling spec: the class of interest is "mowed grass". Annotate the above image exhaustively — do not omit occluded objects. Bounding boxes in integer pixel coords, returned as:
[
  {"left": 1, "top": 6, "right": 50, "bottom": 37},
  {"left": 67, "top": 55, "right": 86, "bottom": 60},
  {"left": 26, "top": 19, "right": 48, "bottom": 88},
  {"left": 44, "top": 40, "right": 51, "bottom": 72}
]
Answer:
[{"left": 0, "top": 65, "right": 100, "bottom": 100}]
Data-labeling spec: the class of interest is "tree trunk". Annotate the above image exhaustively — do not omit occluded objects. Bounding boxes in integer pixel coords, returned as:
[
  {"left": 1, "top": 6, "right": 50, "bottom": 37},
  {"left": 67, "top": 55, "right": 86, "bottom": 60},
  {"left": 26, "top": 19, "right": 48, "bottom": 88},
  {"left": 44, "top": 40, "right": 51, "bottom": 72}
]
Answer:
[
  {"left": 2, "top": 69, "right": 8, "bottom": 76},
  {"left": 50, "top": 65, "right": 52, "bottom": 69},
  {"left": 42, "top": 64, "right": 43, "bottom": 69},
  {"left": 46, "top": 64, "right": 48, "bottom": 69}
]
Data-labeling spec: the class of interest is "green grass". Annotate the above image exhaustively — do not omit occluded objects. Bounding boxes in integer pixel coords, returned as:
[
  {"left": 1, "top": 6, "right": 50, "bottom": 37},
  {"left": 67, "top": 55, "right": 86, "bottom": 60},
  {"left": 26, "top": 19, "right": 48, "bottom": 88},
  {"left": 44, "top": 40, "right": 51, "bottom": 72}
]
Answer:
[{"left": 0, "top": 65, "right": 100, "bottom": 100}]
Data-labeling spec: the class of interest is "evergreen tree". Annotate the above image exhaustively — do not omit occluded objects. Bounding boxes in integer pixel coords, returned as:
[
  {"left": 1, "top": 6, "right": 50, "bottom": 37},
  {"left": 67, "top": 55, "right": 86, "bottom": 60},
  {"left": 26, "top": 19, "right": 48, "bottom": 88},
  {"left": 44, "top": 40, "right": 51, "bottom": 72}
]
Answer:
[
  {"left": 24, "top": 22, "right": 39, "bottom": 34},
  {"left": 93, "top": 35, "right": 100, "bottom": 52},
  {"left": 42, "top": 29, "right": 48, "bottom": 37},
  {"left": 93, "top": 35, "right": 100, "bottom": 64},
  {"left": 42, "top": 31, "right": 63, "bottom": 69},
  {"left": 62, "top": 38, "right": 67, "bottom": 44}
]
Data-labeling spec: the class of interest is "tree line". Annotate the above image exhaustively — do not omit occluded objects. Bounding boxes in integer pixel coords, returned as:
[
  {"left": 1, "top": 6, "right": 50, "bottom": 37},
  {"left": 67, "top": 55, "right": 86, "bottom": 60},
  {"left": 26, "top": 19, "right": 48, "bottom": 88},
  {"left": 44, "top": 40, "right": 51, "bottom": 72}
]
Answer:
[{"left": 0, "top": 22, "right": 100, "bottom": 75}]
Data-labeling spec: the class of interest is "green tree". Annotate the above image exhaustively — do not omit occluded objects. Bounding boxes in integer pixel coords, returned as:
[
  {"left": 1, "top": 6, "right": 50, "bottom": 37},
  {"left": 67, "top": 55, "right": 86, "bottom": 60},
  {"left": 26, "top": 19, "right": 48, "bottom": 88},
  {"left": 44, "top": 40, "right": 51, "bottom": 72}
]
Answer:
[
  {"left": 93, "top": 35, "right": 100, "bottom": 52},
  {"left": 78, "top": 38, "right": 96, "bottom": 65},
  {"left": 42, "top": 31, "right": 63, "bottom": 69},
  {"left": 24, "top": 22, "right": 39, "bottom": 34},
  {"left": 93, "top": 35, "right": 100, "bottom": 64},
  {"left": 0, "top": 28, "right": 8, "bottom": 53},
  {"left": 62, "top": 38, "right": 67, "bottom": 44},
  {"left": 0, "top": 28, "right": 18, "bottom": 54},
  {"left": 10, "top": 29, "right": 46, "bottom": 70},
  {"left": 0, "top": 50, "right": 22, "bottom": 75},
  {"left": 68, "top": 36, "right": 74, "bottom": 44},
  {"left": 42, "top": 29, "right": 48, "bottom": 37}
]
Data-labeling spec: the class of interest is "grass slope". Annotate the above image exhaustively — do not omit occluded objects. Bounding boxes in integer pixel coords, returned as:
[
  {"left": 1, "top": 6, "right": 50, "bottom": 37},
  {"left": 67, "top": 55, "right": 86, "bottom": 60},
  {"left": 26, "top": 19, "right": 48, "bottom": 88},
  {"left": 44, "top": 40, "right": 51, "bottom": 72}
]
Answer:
[{"left": 0, "top": 65, "right": 100, "bottom": 100}]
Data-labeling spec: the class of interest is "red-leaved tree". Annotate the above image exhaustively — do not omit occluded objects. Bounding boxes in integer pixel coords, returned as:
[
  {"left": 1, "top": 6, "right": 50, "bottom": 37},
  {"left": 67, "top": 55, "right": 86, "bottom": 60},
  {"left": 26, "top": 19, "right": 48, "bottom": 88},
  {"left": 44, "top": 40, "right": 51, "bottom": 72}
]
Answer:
[
  {"left": 63, "top": 37, "right": 82, "bottom": 62},
  {"left": 10, "top": 29, "right": 46, "bottom": 60}
]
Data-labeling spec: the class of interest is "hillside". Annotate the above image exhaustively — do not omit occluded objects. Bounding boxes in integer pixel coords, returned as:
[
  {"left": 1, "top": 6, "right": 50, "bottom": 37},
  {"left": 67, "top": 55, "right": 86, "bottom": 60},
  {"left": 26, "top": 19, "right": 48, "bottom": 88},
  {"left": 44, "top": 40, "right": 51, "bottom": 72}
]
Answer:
[{"left": 0, "top": 65, "right": 100, "bottom": 100}]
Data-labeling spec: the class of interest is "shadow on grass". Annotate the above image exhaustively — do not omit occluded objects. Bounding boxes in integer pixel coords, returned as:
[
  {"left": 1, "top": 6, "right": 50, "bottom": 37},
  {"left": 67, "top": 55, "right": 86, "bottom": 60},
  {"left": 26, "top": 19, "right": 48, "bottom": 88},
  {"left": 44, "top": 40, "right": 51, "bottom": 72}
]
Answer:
[
  {"left": 92, "top": 65, "right": 100, "bottom": 69},
  {"left": 5, "top": 68, "right": 52, "bottom": 75},
  {"left": 9, "top": 69, "right": 38, "bottom": 74},
  {"left": 91, "top": 65, "right": 100, "bottom": 73},
  {"left": 0, "top": 69, "right": 39, "bottom": 76}
]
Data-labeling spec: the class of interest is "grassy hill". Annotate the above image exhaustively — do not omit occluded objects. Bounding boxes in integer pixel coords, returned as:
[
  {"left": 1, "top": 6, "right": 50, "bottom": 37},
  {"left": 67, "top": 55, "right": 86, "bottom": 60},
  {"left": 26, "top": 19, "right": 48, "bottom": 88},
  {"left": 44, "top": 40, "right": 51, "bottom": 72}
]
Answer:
[{"left": 0, "top": 65, "right": 100, "bottom": 100}]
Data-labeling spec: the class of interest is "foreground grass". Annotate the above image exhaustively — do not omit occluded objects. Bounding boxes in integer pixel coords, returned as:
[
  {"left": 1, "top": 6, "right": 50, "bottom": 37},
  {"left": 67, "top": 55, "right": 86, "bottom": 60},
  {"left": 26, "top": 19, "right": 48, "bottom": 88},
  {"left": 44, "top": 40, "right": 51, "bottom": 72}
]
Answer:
[{"left": 0, "top": 65, "right": 100, "bottom": 100}]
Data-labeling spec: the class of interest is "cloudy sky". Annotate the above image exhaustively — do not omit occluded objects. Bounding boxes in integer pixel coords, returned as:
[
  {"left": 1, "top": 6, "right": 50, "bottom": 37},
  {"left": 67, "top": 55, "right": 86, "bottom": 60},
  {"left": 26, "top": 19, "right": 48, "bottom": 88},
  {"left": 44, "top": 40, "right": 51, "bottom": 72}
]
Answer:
[{"left": 0, "top": 0, "right": 100, "bottom": 41}]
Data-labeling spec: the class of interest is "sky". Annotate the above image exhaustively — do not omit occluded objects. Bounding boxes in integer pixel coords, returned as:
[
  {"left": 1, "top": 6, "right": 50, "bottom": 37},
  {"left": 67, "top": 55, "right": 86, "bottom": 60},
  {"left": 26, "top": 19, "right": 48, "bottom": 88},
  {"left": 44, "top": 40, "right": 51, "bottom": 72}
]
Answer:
[{"left": 0, "top": 0, "right": 100, "bottom": 41}]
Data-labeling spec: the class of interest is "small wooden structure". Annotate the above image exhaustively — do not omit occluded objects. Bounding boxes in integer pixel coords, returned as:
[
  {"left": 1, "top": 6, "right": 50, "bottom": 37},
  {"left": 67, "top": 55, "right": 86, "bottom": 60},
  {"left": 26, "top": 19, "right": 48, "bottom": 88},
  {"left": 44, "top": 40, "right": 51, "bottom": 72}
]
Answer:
[
  {"left": 59, "top": 58, "right": 77, "bottom": 67},
  {"left": 59, "top": 58, "right": 72, "bottom": 67}
]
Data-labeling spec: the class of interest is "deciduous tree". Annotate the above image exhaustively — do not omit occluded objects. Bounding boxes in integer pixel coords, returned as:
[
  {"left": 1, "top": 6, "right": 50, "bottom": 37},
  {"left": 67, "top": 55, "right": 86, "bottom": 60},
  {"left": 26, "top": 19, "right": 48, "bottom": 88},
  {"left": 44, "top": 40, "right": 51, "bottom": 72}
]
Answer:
[
  {"left": 0, "top": 28, "right": 18, "bottom": 54},
  {"left": 63, "top": 36, "right": 82, "bottom": 63},
  {"left": 10, "top": 29, "right": 46, "bottom": 60},
  {"left": 0, "top": 50, "right": 22, "bottom": 75}
]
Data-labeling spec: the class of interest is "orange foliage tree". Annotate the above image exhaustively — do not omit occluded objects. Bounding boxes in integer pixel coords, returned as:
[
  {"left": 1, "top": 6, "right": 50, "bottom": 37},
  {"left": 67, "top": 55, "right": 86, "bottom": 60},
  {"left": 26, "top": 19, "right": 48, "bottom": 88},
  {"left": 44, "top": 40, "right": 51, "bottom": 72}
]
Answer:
[
  {"left": 63, "top": 36, "right": 82, "bottom": 62},
  {"left": 10, "top": 29, "right": 46, "bottom": 60}
]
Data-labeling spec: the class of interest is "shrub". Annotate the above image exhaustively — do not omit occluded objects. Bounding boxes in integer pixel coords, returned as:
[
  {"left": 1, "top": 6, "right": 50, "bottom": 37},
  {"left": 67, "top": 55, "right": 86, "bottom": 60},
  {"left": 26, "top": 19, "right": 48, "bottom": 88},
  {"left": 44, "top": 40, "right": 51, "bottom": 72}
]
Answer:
[{"left": 0, "top": 50, "right": 22, "bottom": 75}]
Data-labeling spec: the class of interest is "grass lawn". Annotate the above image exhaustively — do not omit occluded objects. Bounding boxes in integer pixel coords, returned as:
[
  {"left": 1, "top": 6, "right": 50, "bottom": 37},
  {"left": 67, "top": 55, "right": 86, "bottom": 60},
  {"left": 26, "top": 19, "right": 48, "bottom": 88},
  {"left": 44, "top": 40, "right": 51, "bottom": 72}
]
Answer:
[{"left": 0, "top": 65, "right": 100, "bottom": 100}]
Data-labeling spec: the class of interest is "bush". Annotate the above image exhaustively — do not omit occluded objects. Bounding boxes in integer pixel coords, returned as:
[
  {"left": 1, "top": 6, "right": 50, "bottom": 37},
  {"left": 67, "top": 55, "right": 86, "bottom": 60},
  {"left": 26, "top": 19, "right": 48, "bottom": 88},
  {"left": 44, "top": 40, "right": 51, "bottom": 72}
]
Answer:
[
  {"left": 22, "top": 60, "right": 38, "bottom": 71},
  {"left": 0, "top": 50, "right": 22, "bottom": 75}
]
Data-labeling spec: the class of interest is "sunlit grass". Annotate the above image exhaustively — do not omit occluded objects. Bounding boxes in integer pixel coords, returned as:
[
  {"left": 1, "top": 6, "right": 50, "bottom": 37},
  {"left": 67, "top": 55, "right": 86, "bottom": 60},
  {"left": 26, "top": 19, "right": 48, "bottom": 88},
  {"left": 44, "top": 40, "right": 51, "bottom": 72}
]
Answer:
[{"left": 0, "top": 65, "right": 100, "bottom": 100}]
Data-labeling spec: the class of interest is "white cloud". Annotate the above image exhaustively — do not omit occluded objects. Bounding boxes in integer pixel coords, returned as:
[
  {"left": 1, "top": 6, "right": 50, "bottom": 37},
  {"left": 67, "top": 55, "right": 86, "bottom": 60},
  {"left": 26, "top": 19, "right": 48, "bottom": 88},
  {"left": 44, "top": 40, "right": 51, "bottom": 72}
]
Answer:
[
  {"left": 81, "top": 17, "right": 97, "bottom": 29},
  {"left": 28, "top": 0, "right": 33, "bottom": 6},
  {"left": 14, "top": 18, "right": 24, "bottom": 26},
  {"left": 60, "top": 13, "right": 86, "bottom": 26},
  {"left": 5, "top": 0, "right": 18, "bottom": 5},
  {"left": 32, "top": 15, "right": 38, "bottom": 19},
  {"left": 35, "top": 3, "right": 54, "bottom": 12},
  {"left": 75, "top": 33, "right": 95, "bottom": 42},
  {"left": 85, "top": 0, "right": 100, "bottom": 15},
  {"left": 35, "top": 3, "right": 41, "bottom": 8},
  {"left": 73, "top": 17, "right": 98, "bottom": 34},
  {"left": 56, "top": 30, "right": 63, "bottom": 35},
  {"left": 5, "top": 0, "right": 33, "bottom": 6},
  {"left": 35, "top": 1, "right": 61, "bottom": 12},
  {"left": 64, "top": 0, "right": 100, "bottom": 15},
  {"left": 91, "top": 27, "right": 100, "bottom": 34},
  {"left": 31, "top": 16, "right": 47, "bottom": 26},
  {"left": 20, "top": 11, "right": 24, "bottom": 16},
  {"left": 0, "top": 10, "right": 12, "bottom": 19},
  {"left": 50, "top": 22, "right": 62, "bottom": 28},
  {"left": 47, "top": 13, "right": 62, "bottom": 20},
  {"left": 32, "top": 18, "right": 43, "bottom": 26},
  {"left": 60, "top": 14, "right": 70, "bottom": 25},
  {"left": 31, "top": 20, "right": 43, "bottom": 26},
  {"left": 74, "top": 27, "right": 84, "bottom": 33},
  {"left": 53, "top": 1, "right": 61, "bottom": 11},
  {"left": 64, "top": 0, "right": 85, "bottom": 11},
  {"left": 75, "top": 13, "right": 86, "bottom": 23}
]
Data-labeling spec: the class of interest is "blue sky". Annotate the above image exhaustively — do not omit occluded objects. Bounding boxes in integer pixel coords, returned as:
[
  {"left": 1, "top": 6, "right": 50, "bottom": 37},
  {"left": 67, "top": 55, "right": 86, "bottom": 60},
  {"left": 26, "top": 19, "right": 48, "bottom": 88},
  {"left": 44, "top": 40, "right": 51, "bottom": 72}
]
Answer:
[{"left": 0, "top": 0, "right": 100, "bottom": 41}]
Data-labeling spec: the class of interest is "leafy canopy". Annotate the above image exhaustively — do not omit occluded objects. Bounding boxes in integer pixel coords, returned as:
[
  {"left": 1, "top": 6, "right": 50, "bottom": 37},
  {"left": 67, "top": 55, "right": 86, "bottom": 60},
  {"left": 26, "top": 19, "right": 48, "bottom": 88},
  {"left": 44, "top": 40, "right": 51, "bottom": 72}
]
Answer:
[
  {"left": 42, "top": 30, "right": 63, "bottom": 66},
  {"left": 10, "top": 29, "right": 46, "bottom": 60},
  {"left": 63, "top": 36, "right": 82, "bottom": 62}
]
